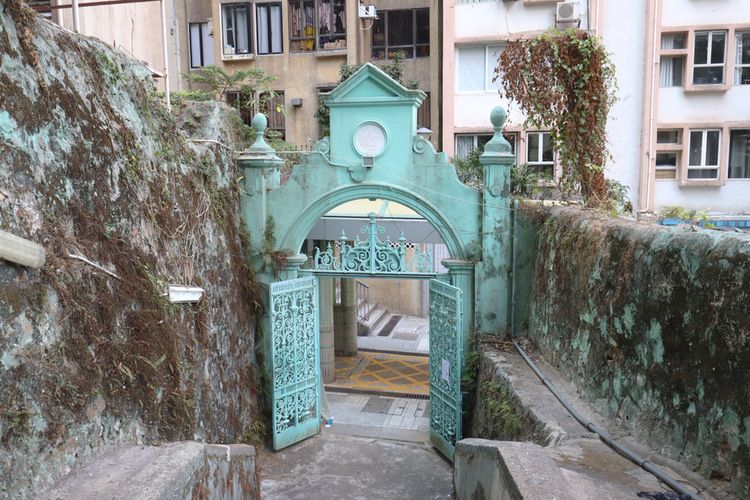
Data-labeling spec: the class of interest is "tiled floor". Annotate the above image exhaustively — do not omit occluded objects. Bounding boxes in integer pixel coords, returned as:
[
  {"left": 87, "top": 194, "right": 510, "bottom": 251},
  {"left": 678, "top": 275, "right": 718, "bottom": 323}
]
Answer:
[
  {"left": 326, "top": 351, "right": 429, "bottom": 396},
  {"left": 325, "top": 391, "right": 430, "bottom": 434}
]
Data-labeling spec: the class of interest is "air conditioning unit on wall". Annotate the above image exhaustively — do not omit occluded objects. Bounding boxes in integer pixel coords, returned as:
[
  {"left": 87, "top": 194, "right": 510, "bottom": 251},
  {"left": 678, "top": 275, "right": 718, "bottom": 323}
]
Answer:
[
  {"left": 556, "top": 1, "right": 580, "bottom": 28},
  {"left": 358, "top": 5, "right": 377, "bottom": 19}
]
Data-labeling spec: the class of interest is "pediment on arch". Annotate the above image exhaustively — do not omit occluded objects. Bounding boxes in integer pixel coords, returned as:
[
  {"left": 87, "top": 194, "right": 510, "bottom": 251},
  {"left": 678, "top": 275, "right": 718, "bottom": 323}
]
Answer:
[{"left": 324, "top": 63, "right": 424, "bottom": 106}]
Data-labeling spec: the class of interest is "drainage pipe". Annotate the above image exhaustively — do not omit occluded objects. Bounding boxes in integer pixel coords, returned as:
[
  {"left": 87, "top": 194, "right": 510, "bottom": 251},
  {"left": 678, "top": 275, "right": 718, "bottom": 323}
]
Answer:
[
  {"left": 511, "top": 339, "right": 700, "bottom": 500},
  {"left": 0, "top": 230, "right": 45, "bottom": 269}
]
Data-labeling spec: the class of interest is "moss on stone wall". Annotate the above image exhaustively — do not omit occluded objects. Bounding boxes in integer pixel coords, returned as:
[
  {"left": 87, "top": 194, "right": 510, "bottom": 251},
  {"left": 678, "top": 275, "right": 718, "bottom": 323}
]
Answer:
[
  {"left": 528, "top": 207, "right": 750, "bottom": 497},
  {"left": 0, "top": 3, "right": 261, "bottom": 495}
]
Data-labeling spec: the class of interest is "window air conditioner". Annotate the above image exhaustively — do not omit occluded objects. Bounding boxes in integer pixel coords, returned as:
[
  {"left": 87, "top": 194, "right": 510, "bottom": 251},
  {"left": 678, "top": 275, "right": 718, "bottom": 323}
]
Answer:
[
  {"left": 556, "top": 1, "right": 580, "bottom": 27},
  {"left": 358, "top": 5, "right": 377, "bottom": 19}
]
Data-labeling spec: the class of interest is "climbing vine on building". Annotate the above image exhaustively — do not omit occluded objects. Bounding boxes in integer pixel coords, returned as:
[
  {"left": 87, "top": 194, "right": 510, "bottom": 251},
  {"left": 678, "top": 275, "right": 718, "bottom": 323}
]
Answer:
[{"left": 498, "top": 29, "right": 617, "bottom": 207}]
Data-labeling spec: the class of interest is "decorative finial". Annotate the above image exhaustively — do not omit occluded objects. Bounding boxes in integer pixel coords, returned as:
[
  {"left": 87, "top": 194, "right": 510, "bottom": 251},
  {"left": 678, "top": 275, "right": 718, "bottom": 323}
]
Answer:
[
  {"left": 484, "top": 106, "right": 512, "bottom": 154},
  {"left": 250, "top": 113, "right": 271, "bottom": 151}
]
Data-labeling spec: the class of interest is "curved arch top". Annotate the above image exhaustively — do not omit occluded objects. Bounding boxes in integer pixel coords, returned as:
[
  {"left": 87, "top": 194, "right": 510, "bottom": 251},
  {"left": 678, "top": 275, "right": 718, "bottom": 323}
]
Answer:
[{"left": 280, "top": 183, "right": 468, "bottom": 261}]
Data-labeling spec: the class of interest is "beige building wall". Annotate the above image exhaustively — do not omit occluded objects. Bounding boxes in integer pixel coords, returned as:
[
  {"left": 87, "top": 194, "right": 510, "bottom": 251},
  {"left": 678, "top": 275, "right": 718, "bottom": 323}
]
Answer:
[
  {"left": 179, "top": 0, "right": 440, "bottom": 147},
  {"left": 361, "top": 278, "right": 424, "bottom": 317},
  {"left": 55, "top": 1, "right": 178, "bottom": 92}
]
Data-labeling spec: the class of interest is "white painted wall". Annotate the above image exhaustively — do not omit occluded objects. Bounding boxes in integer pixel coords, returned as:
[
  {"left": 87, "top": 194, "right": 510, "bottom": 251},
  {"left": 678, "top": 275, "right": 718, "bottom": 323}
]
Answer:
[
  {"left": 455, "top": 0, "right": 588, "bottom": 40},
  {"left": 654, "top": 180, "right": 750, "bottom": 214},
  {"left": 452, "top": 0, "right": 590, "bottom": 134},
  {"left": 601, "top": 0, "right": 647, "bottom": 209},
  {"left": 659, "top": 87, "right": 750, "bottom": 123},
  {"left": 662, "top": 0, "right": 749, "bottom": 27}
]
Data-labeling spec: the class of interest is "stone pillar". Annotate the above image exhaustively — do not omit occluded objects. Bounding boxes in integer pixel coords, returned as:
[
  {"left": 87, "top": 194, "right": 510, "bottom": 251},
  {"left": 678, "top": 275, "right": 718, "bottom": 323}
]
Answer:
[
  {"left": 319, "top": 277, "right": 336, "bottom": 383},
  {"left": 476, "top": 106, "right": 514, "bottom": 336},
  {"left": 278, "top": 253, "right": 307, "bottom": 281},
  {"left": 334, "top": 278, "right": 358, "bottom": 356},
  {"left": 442, "top": 259, "right": 475, "bottom": 355},
  {"left": 236, "top": 113, "right": 284, "bottom": 280}
]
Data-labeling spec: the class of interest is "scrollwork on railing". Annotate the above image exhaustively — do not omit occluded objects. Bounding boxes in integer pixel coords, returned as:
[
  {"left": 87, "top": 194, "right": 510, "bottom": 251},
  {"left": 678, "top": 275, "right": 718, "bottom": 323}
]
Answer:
[{"left": 313, "top": 213, "right": 433, "bottom": 275}]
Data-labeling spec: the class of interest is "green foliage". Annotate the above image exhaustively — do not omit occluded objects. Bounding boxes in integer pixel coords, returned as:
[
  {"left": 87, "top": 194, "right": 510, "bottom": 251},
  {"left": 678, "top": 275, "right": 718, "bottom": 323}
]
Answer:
[
  {"left": 166, "top": 90, "right": 213, "bottom": 106},
  {"left": 453, "top": 146, "right": 542, "bottom": 196},
  {"left": 480, "top": 381, "right": 523, "bottom": 439},
  {"left": 659, "top": 205, "right": 708, "bottom": 223},
  {"left": 183, "top": 65, "right": 277, "bottom": 101},
  {"left": 499, "top": 29, "right": 618, "bottom": 207},
  {"left": 316, "top": 54, "right": 420, "bottom": 137},
  {"left": 606, "top": 179, "right": 633, "bottom": 214}
]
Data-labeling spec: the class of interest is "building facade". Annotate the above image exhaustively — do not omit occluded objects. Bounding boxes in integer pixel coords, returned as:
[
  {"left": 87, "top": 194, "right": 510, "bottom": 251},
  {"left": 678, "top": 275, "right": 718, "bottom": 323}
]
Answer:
[
  {"left": 443, "top": 0, "right": 749, "bottom": 215},
  {"left": 639, "top": 0, "right": 750, "bottom": 214},
  {"left": 176, "top": 0, "right": 441, "bottom": 147}
]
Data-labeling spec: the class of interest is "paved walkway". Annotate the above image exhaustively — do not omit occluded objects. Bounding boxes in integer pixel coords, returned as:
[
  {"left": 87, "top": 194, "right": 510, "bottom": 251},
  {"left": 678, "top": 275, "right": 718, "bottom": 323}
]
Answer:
[
  {"left": 258, "top": 431, "right": 452, "bottom": 500},
  {"left": 326, "top": 391, "right": 430, "bottom": 439},
  {"left": 325, "top": 352, "right": 429, "bottom": 396}
]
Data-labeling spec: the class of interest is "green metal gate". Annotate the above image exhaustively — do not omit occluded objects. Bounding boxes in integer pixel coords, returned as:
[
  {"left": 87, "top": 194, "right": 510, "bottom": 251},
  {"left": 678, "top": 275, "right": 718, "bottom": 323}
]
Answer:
[
  {"left": 428, "top": 279, "right": 463, "bottom": 460},
  {"left": 267, "top": 276, "right": 320, "bottom": 450}
]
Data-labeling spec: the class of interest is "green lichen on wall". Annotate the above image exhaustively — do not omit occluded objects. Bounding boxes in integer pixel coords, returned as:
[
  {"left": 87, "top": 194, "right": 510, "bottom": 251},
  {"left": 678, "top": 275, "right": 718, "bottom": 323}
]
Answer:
[
  {"left": 528, "top": 207, "right": 750, "bottom": 497},
  {"left": 0, "top": 1, "right": 261, "bottom": 496}
]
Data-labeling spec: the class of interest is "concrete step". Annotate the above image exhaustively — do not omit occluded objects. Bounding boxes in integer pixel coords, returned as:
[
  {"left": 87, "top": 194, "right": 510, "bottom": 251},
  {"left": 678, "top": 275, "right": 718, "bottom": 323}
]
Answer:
[
  {"left": 40, "top": 442, "right": 258, "bottom": 500},
  {"left": 357, "top": 306, "right": 389, "bottom": 337},
  {"left": 367, "top": 308, "right": 390, "bottom": 335}
]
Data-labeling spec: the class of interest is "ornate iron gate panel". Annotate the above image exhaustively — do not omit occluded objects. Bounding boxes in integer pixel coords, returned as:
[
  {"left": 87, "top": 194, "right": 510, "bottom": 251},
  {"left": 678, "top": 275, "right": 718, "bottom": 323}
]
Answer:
[
  {"left": 268, "top": 276, "right": 320, "bottom": 450},
  {"left": 428, "top": 279, "right": 463, "bottom": 460}
]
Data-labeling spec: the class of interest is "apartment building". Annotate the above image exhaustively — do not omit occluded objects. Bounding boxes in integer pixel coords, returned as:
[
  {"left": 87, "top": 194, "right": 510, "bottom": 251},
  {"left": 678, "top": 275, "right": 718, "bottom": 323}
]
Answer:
[
  {"left": 443, "top": 0, "right": 749, "bottom": 215},
  {"left": 640, "top": 0, "right": 750, "bottom": 214},
  {"left": 177, "top": 0, "right": 441, "bottom": 146}
]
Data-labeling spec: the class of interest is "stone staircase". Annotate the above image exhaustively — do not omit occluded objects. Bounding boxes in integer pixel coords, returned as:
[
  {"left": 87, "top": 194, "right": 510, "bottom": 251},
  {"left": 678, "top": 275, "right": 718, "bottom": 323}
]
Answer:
[{"left": 356, "top": 300, "right": 389, "bottom": 337}]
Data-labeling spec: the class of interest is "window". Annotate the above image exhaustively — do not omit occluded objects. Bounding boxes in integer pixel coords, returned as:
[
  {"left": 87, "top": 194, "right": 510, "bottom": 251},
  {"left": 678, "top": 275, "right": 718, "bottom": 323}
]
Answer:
[
  {"left": 289, "top": 0, "right": 346, "bottom": 52},
  {"left": 735, "top": 31, "right": 750, "bottom": 85},
  {"left": 372, "top": 9, "right": 429, "bottom": 60},
  {"left": 222, "top": 3, "right": 252, "bottom": 56},
  {"left": 226, "top": 91, "right": 285, "bottom": 138},
  {"left": 657, "top": 130, "right": 680, "bottom": 144},
  {"left": 454, "top": 133, "right": 516, "bottom": 160},
  {"left": 688, "top": 129, "right": 721, "bottom": 179},
  {"left": 257, "top": 3, "right": 283, "bottom": 54},
  {"left": 189, "top": 22, "right": 214, "bottom": 68},
  {"left": 526, "top": 132, "right": 554, "bottom": 179},
  {"left": 660, "top": 33, "right": 686, "bottom": 87},
  {"left": 226, "top": 90, "right": 254, "bottom": 124},
  {"left": 729, "top": 129, "right": 750, "bottom": 178},
  {"left": 417, "top": 93, "right": 431, "bottom": 130},
  {"left": 263, "top": 92, "right": 286, "bottom": 139},
  {"left": 456, "top": 45, "right": 505, "bottom": 92},
  {"left": 655, "top": 153, "right": 678, "bottom": 180},
  {"left": 693, "top": 30, "right": 726, "bottom": 85}
]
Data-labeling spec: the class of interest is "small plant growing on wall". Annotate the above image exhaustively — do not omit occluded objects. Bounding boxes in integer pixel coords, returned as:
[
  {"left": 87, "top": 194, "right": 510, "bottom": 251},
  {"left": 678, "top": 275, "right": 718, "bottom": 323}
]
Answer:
[{"left": 498, "top": 29, "right": 618, "bottom": 208}]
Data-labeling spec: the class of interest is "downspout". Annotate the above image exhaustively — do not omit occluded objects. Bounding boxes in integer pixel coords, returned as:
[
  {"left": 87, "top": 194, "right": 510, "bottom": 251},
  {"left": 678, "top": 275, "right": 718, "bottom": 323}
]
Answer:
[
  {"left": 645, "top": 0, "right": 659, "bottom": 211},
  {"left": 160, "top": 0, "right": 171, "bottom": 109},
  {"left": 510, "top": 198, "right": 518, "bottom": 337},
  {"left": 71, "top": 0, "right": 80, "bottom": 32},
  {"left": 171, "top": 0, "right": 181, "bottom": 92}
]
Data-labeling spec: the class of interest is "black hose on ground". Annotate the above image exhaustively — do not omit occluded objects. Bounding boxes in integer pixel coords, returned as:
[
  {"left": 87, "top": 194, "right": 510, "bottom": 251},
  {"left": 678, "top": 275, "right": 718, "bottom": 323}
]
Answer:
[{"left": 511, "top": 339, "right": 700, "bottom": 500}]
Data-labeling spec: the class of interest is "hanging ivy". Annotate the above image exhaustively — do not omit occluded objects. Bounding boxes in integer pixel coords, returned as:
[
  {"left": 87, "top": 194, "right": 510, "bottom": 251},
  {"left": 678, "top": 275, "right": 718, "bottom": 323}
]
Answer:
[{"left": 498, "top": 29, "right": 618, "bottom": 207}]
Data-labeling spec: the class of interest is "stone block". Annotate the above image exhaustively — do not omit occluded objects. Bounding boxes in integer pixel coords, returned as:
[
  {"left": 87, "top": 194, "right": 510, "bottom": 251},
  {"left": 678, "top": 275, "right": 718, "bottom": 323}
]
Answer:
[{"left": 454, "top": 438, "right": 575, "bottom": 500}]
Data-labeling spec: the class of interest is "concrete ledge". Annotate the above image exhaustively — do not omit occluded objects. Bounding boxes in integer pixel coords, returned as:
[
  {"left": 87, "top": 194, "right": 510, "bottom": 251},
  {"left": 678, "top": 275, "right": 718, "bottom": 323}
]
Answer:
[
  {"left": 41, "top": 442, "right": 259, "bottom": 499},
  {"left": 454, "top": 438, "right": 576, "bottom": 500}
]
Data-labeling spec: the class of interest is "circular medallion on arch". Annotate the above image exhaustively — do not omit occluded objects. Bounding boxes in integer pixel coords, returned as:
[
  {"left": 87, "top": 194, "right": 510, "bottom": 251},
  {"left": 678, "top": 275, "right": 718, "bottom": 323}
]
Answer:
[{"left": 353, "top": 121, "right": 388, "bottom": 158}]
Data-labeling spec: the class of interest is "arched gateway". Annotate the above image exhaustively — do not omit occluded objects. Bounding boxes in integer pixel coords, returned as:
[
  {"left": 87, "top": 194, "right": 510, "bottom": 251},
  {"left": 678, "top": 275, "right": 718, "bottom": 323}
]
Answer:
[{"left": 238, "top": 64, "right": 514, "bottom": 459}]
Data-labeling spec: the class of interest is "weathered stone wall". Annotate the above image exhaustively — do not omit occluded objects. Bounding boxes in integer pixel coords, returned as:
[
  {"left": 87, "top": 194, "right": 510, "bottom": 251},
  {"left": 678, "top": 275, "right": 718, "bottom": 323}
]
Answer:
[
  {"left": 0, "top": 1, "right": 261, "bottom": 495},
  {"left": 528, "top": 207, "right": 750, "bottom": 497}
]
